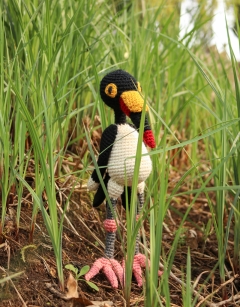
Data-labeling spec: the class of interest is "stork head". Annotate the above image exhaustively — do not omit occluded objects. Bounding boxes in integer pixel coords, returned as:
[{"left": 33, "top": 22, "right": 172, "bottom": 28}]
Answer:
[{"left": 100, "top": 69, "right": 155, "bottom": 148}]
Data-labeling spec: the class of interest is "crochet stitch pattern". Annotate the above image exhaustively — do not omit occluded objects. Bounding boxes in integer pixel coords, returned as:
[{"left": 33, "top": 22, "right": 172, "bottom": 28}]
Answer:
[{"left": 85, "top": 69, "right": 161, "bottom": 288}]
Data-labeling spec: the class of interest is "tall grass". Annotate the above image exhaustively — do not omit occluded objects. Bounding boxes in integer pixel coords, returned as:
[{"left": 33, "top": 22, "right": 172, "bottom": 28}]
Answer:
[
  {"left": 1, "top": 0, "right": 240, "bottom": 305},
  {"left": 226, "top": 18, "right": 240, "bottom": 276}
]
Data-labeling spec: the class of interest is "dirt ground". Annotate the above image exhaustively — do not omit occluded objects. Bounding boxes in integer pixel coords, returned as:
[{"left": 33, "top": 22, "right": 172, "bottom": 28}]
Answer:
[
  {"left": 0, "top": 170, "right": 239, "bottom": 307},
  {"left": 0, "top": 131, "right": 239, "bottom": 306}
]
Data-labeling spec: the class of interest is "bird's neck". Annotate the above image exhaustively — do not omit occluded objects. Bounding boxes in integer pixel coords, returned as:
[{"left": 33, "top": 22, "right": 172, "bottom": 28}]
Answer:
[{"left": 114, "top": 110, "right": 127, "bottom": 125}]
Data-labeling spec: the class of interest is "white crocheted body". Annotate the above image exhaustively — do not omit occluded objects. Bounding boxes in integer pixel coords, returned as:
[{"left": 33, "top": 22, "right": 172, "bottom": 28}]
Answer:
[{"left": 108, "top": 124, "right": 152, "bottom": 186}]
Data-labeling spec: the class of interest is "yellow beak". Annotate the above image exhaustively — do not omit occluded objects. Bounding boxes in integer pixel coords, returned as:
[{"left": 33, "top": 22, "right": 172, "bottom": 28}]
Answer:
[{"left": 120, "top": 91, "right": 149, "bottom": 113}]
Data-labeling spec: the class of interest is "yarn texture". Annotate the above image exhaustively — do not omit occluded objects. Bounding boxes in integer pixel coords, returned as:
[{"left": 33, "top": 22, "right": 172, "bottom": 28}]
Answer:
[
  {"left": 103, "top": 219, "right": 117, "bottom": 232},
  {"left": 86, "top": 69, "right": 161, "bottom": 288},
  {"left": 120, "top": 91, "right": 149, "bottom": 113},
  {"left": 85, "top": 257, "right": 123, "bottom": 289},
  {"left": 143, "top": 130, "right": 156, "bottom": 148},
  {"left": 122, "top": 254, "right": 163, "bottom": 287},
  {"left": 107, "top": 124, "right": 152, "bottom": 186}
]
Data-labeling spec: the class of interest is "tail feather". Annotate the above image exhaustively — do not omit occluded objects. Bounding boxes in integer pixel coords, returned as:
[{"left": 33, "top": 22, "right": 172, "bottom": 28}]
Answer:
[
  {"left": 93, "top": 173, "right": 110, "bottom": 207},
  {"left": 92, "top": 174, "right": 132, "bottom": 208}
]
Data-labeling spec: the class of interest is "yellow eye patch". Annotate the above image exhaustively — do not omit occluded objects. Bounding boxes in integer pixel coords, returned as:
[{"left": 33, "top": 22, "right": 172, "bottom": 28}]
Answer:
[{"left": 105, "top": 83, "right": 117, "bottom": 98}]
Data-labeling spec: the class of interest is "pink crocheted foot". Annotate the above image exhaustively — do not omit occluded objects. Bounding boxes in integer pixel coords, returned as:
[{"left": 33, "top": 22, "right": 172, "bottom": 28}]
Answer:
[
  {"left": 123, "top": 253, "right": 163, "bottom": 287},
  {"left": 133, "top": 253, "right": 163, "bottom": 286},
  {"left": 85, "top": 257, "right": 123, "bottom": 288}
]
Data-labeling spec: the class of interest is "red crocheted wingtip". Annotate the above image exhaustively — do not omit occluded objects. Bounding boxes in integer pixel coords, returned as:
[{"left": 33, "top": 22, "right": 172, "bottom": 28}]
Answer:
[{"left": 143, "top": 130, "right": 156, "bottom": 148}]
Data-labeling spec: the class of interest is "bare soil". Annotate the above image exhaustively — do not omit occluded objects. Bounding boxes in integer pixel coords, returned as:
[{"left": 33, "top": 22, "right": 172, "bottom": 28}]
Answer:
[{"left": 0, "top": 139, "right": 239, "bottom": 307}]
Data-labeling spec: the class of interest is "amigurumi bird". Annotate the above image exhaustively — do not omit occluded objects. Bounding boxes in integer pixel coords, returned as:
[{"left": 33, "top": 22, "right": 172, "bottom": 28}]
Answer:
[{"left": 85, "top": 69, "right": 158, "bottom": 288}]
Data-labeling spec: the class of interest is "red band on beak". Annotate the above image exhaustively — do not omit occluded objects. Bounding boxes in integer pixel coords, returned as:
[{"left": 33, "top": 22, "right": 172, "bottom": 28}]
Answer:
[
  {"left": 143, "top": 130, "right": 156, "bottom": 148},
  {"left": 120, "top": 97, "right": 130, "bottom": 116}
]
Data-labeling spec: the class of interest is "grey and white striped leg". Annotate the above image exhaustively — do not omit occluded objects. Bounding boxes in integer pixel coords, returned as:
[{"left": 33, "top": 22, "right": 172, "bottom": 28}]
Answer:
[
  {"left": 104, "top": 178, "right": 124, "bottom": 258},
  {"left": 104, "top": 198, "right": 117, "bottom": 258},
  {"left": 130, "top": 183, "right": 162, "bottom": 287},
  {"left": 135, "top": 192, "right": 144, "bottom": 255},
  {"left": 85, "top": 179, "right": 125, "bottom": 288},
  {"left": 85, "top": 196, "right": 124, "bottom": 288}
]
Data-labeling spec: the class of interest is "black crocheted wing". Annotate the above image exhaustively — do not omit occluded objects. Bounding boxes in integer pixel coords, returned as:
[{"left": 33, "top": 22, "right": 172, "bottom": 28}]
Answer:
[
  {"left": 91, "top": 124, "right": 117, "bottom": 207},
  {"left": 91, "top": 123, "right": 132, "bottom": 208},
  {"left": 93, "top": 172, "right": 110, "bottom": 207}
]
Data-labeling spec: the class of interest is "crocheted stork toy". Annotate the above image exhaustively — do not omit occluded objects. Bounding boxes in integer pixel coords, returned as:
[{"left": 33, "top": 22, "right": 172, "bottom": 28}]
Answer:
[{"left": 85, "top": 69, "right": 157, "bottom": 288}]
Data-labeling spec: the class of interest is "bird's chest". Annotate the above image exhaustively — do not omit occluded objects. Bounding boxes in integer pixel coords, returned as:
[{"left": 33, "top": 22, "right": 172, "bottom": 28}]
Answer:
[{"left": 108, "top": 124, "right": 152, "bottom": 185}]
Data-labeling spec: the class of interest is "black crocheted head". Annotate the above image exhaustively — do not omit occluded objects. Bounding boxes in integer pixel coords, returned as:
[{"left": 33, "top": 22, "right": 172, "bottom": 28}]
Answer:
[
  {"left": 100, "top": 69, "right": 139, "bottom": 111},
  {"left": 99, "top": 69, "right": 156, "bottom": 148}
]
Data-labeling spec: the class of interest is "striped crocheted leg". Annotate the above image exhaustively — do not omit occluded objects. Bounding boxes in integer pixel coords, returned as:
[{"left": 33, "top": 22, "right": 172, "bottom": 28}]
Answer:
[
  {"left": 135, "top": 182, "right": 145, "bottom": 255},
  {"left": 134, "top": 192, "right": 143, "bottom": 255},
  {"left": 85, "top": 179, "right": 124, "bottom": 288},
  {"left": 131, "top": 182, "right": 163, "bottom": 287},
  {"left": 104, "top": 178, "right": 124, "bottom": 260},
  {"left": 104, "top": 199, "right": 117, "bottom": 258}
]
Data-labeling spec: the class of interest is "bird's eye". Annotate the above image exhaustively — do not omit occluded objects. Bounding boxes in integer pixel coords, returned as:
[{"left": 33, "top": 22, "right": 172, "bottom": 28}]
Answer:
[
  {"left": 137, "top": 82, "right": 142, "bottom": 92},
  {"left": 105, "top": 83, "right": 117, "bottom": 98}
]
